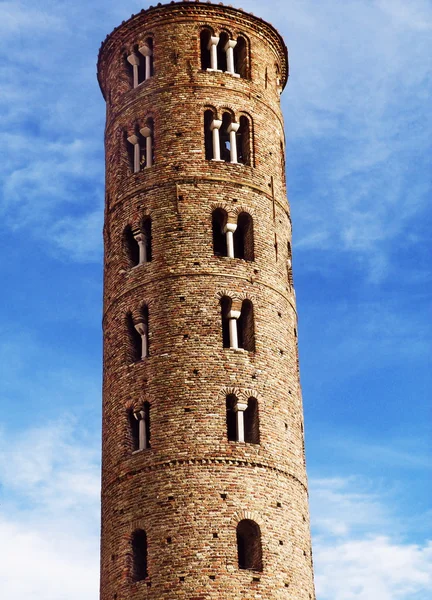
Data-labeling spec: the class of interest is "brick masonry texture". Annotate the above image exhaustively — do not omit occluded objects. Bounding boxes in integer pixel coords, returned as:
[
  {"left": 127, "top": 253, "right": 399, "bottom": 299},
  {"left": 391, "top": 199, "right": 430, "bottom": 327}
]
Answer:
[{"left": 97, "top": 2, "right": 316, "bottom": 599}]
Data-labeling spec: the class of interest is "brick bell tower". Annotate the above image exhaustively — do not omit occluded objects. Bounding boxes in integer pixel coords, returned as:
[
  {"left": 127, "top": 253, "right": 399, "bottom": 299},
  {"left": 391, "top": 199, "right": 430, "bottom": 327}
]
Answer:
[{"left": 97, "top": 2, "right": 315, "bottom": 599}]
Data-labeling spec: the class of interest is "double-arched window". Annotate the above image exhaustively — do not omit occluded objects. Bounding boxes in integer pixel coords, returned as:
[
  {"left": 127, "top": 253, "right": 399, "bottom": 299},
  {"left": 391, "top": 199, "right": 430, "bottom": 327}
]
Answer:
[
  {"left": 212, "top": 209, "right": 254, "bottom": 260},
  {"left": 124, "top": 218, "right": 152, "bottom": 267},
  {"left": 126, "top": 306, "right": 150, "bottom": 363},
  {"left": 220, "top": 297, "right": 255, "bottom": 352},
  {"left": 226, "top": 395, "right": 259, "bottom": 444}
]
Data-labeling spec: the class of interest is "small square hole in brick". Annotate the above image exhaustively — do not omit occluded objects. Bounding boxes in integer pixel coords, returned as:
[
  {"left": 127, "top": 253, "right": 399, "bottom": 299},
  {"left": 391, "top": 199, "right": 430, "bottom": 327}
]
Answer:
[
  {"left": 252, "top": 577, "right": 260, "bottom": 583},
  {"left": 178, "top": 195, "right": 184, "bottom": 201},
  {"left": 175, "top": 132, "right": 183, "bottom": 137},
  {"left": 178, "top": 227, "right": 183, "bottom": 231},
  {"left": 254, "top": 269, "right": 259, "bottom": 274},
  {"left": 278, "top": 311, "right": 282, "bottom": 317},
  {"left": 277, "top": 502, "right": 282, "bottom": 508},
  {"left": 194, "top": 261, "right": 200, "bottom": 266},
  {"left": 184, "top": 407, "right": 192, "bottom": 413},
  {"left": 285, "top": 423, "right": 288, "bottom": 430},
  {"left": 209, "top": 575, "right": 216, "bottom": 580},
  {"left": 146, "top": 581, "right": 152, "bottom": 587},
  {"left": 183, "top": 334, "right": 189, "bottom": 340},
  {"left": 168, "top": 495, "right": 174, "bottom": 501},
  {"left": 179, "top": 296, "right": 185, "bottom": 301},
  {"left": 166, "top": 537, "right": 172, "bottom": 544},
  {"left": 285, "top": 583, "right": 289, "bottom": 588},
  {"left": 213, "top": 532, "right": 218, "bottom": 538},
  {"left": 220, "top": 493, "right": 227, "bottom": 500},
  {"left": 251, "top": 374, "right": 257, "bottom": 380},
  {"left": 179, "top": 576, "right": 185, "bottom": 582},
  {"left": 303, "top": 550, "right": 307, "bottom": 556},
  {"left": 279, "top": 540, "right": 284, "bottom": 545},
  {"left": 193, "top": 369, "right": 199, "bottom": 375},
  {"left": 280, "top": 349, "right": 284, "bottom": 355}
]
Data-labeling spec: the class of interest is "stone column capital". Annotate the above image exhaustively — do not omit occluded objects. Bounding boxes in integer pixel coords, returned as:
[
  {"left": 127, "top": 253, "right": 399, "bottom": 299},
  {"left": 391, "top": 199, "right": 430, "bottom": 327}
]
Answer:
[
  {"left": 233, "top": 401, "right": 248, "bottom": 413},
  {"left": 227, "top": 309, "right": 241, "bottom": 320},
  {"left": 127, "top": 53, "right": 140, "bottom": 66},
  {"left": 208, "top": 36, "right": 220, "bottom": 49},
  {"left": 224, "top": 222, "right": 237, "bottom": 234},
  {"left": 134, "top": 409, "right": 146, "bottom": 421},
  {"left": 224, "top": 39, "right": 238, "bottom": 51},
  {"left": 227, "top": 122, "right": 240, "bottom": 134},
  {"left": 133, "top": 230, "right": 146, "bottom": 244},
  {"left": 127, "top": 134, "right": 139, "bottom": 145},
  {"left": 210, "top": 119, "right": 222, "bottom": 131},
  {"left": 140, "top": 126, "right": 152, "bottom": 138},
  {"left": 138, "top": 44, "right": 152, "bottom": 57}
]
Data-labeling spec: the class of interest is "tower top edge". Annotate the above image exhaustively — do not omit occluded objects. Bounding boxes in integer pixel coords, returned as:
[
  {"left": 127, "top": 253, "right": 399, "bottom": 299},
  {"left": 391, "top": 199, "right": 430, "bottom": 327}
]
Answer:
[{"left": 97, "top": 0, "right": 289, "bottom": 88}]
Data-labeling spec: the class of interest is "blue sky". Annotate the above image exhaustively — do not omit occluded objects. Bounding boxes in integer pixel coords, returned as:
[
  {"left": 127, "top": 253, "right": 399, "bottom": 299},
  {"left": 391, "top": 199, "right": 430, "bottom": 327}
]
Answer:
[{"left": 0, "top": 0, "right": 431, "bottom": 598}]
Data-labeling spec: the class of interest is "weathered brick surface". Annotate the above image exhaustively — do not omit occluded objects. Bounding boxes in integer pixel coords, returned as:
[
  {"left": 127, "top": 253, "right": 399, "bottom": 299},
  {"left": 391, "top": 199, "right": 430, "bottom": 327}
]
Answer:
[{"left": 98, "top": 2, "right": 315, "bottom": 599}]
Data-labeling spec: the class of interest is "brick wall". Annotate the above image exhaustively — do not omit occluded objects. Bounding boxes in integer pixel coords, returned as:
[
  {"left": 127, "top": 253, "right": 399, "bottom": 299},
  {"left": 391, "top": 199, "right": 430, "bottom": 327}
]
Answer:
[{"left": 97, "top": 2, "right": 315, "bottom": 599}]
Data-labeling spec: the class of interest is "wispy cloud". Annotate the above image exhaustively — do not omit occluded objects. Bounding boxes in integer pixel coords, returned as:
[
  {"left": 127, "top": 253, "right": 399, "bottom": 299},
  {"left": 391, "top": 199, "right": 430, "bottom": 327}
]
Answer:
[{"left": 311, "top": 477, "right": 432, "bottom": 600}]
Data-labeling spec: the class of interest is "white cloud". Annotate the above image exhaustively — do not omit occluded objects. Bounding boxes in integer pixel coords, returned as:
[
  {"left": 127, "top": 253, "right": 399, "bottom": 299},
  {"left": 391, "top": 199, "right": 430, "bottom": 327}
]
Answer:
[{"left": 0, "top": 421, "right": 100, "bottom": 600}]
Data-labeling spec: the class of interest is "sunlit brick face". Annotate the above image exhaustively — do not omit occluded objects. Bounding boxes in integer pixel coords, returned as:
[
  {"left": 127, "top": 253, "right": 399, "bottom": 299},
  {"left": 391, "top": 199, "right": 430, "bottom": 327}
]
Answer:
[{"left": 97, "top": 2, "right": 315, "bottom": 599}]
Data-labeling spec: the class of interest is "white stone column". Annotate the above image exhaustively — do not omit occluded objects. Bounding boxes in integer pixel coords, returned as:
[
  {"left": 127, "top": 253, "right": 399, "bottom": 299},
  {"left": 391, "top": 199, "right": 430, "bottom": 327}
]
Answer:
[
  {"left": 140, "top": 126, "right": 153, "bottom": 168},
  {"left": 224, "top": 222, "right": 237, "bottom": 258},
  {"left": 207, "top": 36, "right": 220, "bottom": 71},
  {"left": 227, "top": 308, "right": 241, "bottom": 349},
  {"left": 127, "top": 134, "right": 141, "bottom": 173},
  {"left": 233, "top": 401, "right": 248, "bottom": 442},
  {"left": 210, "top": 119, "right": 222, "bottom": 161},
  {"left": 227, "top": 122, "right": 240, "bottom": 163},
  {"left": 224, "top": 39, "right": 238, "bottom": 75},
  {"left": 134, "top": 321, "right": 148, "bottom": 359},
  {"left": 127, "top": 53, "right": 140, "bottom": 88},
  {"left": 139, "top": 43, "right": 153, "bottom": 80},
  {"left": 134, "top": 409, "right": 148, "bottom": 450},
  {"left": 133, "top": 230, "right": 147, "bottom": 264}
]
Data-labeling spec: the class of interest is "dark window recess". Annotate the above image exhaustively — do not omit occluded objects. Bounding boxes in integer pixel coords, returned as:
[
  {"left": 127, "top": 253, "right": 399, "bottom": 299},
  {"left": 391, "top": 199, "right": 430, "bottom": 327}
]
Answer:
[
  {"left": 217, "top": 32, "right": 229, "bottom": 72},
  {"left": 233, "top": 212, "right": 254, "bottom": 260},
  {"left": 237, "top": 116, "right": 251, "bottom": 165},
  {"left": 220, "top": 296, "right": 232, "bottom": 348},
  {"left": 234, "top": 36, "right": 248, "bottom": 78},
  {"left": 126, "top": 312, "right": 142, "bottom": 362},
  {"left": 226, "top": 394, "right": 237, "bottom": 441},
  {"left": 237, "top": 299, "right": 255, "bottom": 351},
  {"left": 200, "top": 29, "right": 212, "bottom": 69},
  {"left": 244, "top": 397, "right": 259, "bottom": 444},
  {"left": 132, "top": 529, "right": 148, "bottom": 581},
  {"left": 220, "top": 112, "right": 232, "bottom": 162},
  {"left": 236, "top": 520, "right": 263, "bottom": 571},
  {"left": 124, "top": 225, "right": 139, "bottom": 266},
  {"left": 212, "top": 208, "right": 228, "bottom": 256},
  {"left": 204, "top": 109, "right": 215, "bottom": 159}
]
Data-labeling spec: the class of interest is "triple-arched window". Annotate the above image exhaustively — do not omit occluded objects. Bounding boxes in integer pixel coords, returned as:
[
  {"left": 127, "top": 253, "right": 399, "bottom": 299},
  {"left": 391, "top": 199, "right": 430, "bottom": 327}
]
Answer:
[
  {"left": 212, "top": 209, "right": 254, "bottom": 260},
  {"left": 204, "top": 109, "right": 251, "bottom": 164},
  {"left": 200, "top": 29, "right": 248, "bottom": 78}
]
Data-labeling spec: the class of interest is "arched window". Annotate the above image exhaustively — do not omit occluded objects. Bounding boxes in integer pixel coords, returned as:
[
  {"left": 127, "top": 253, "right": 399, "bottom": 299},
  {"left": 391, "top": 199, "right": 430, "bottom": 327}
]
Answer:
[
  {"left": 124, "top": 225, "right": 140, "bottom": 267},
  {"left": 234, "top": 36, "right": 248, "bottom": 78},
  {"left": 244, "top": 397, "right": 259, "bottom": 444},
  {"left": 236, "top": 520, "right": 263, "bottom": 571},
  {"left": 200, "top": 29, "right": 212, "bottom": 70},
  {"left": 204, "top": 109, "right": 216, "bottom": 160},
  {"left": 220, "top": 296, "right": 232, "bottom": 348},
  {"left": 140, "top": 117, "right": 154, "bottom": 169},
  {"left": 127, "top": 312, "right": 143, "bottom": 362},
  {"left": 131, "top": 529, "right": 148, "bottom": 581},
  {"left": 139, "top": 37, "right": 153, "bottom": 80},
  {"left": 129, "top": 403, "right": 151, "bottom": 452},
  {"left": 234, "top": 212, "right": 254, "bottom": 261},
  {"left": 226, "top": 394, "right": 237, "bottom": 441},
  {"left": 220, "top": 112, "right": 233, "bottom": 162},
  {"left": 217, "top": 32, "right": 229, "bottom": 73},
  {"left": 237, "top": 116, "right": 251, "bottom": 165},
  {"left": 287, "top": 241, "right": 293, "bottom": 287},
  {"left": 212, "top": 208, "right": 228, "bottom": 256},
  {"left": 237, "top": 299, "right": 255, "bottom": 352}
]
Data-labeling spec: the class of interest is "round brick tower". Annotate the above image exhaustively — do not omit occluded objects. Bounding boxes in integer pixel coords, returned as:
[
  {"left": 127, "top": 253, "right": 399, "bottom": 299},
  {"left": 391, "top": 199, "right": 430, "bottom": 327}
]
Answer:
[{"left": 97, "top": 2, "right": 315, "bottom": 599}]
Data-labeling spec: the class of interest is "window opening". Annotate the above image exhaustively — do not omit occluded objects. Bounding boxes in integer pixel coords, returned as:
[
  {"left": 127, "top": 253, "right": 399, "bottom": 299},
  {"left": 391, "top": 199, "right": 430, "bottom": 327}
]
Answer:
[
  {"left": 226, "top": 394, "right": 237, "bottom": 441},
  {"left": 237, "top": 299, "right": 255, "bottom": 352},
  {"left": 234, "top": 212, "right": 254, "bottom": 261},
  {"left": 237, "top": 520, "right": 263, "bottom": 571},
  {"left": 200, "top": 29, "right": 212, "bottom": 70},
  {"left": 212, "top": 208, "right": 228, "bottom": 256},
  {"left": 244, "top": 397, "right": 259, "bottom": 444},
  {"left": 132, "top": 530, "right": 148, "bottom": 581},
  {"left": 237, "top": 116, "right": 251, "bottom": 165},
  {"left": 234, "top": 36, "right": 248, "bottom": 78}
]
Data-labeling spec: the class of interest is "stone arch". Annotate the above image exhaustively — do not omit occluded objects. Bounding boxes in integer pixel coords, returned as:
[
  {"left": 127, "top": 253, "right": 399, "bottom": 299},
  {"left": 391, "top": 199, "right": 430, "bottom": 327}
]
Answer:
[{"left": 230, "top": 510, "right": 264, "bottom": 530}]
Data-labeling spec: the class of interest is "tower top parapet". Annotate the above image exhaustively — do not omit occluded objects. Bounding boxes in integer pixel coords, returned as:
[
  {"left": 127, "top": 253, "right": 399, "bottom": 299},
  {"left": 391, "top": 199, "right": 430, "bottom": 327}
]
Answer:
[{"left": 97, "top": 0, "right": 288, "bottom": 99}]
